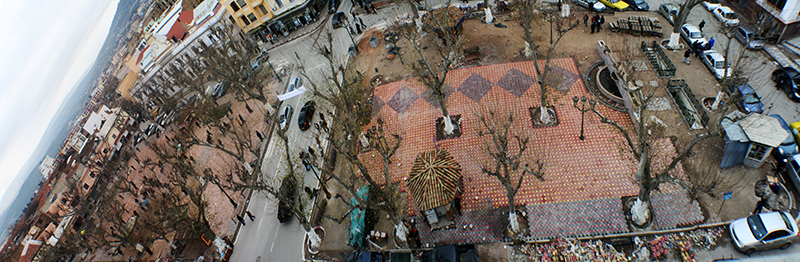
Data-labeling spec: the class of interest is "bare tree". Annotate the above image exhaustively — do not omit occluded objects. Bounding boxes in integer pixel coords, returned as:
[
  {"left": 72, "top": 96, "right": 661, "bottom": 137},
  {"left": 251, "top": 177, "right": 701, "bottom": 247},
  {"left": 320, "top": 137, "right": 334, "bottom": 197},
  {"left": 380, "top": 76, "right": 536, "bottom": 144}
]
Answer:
[
  {"left": 298, "top": 31, "right": 412, "bottom": 246},
  {"left": 400, "top": 2, "right": 464, "bottom": 137},
  {"left": 475, "top": 107, "right": 544, "bottom": 235},
  {"left": 666, "top": 0, "right": 704, "bottom": 49},
  {"left": 515, "top": 1, "right": 579, "bottom": 125}
]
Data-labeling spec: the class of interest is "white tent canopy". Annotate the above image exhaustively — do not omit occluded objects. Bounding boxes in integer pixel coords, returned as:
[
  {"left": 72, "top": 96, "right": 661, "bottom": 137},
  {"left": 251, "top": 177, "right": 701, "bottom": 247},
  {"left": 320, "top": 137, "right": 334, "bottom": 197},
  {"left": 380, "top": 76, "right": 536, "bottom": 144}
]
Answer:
[{"left": 277, "top": 86, "right": 307, "bottom": 101}]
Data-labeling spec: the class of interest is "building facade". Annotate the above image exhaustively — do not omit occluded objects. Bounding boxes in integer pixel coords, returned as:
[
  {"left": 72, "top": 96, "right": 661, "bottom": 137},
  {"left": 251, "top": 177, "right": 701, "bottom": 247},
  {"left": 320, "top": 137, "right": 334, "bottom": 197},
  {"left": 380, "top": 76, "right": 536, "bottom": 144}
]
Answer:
[
  {"left": 734, "top": 0, "right": 800, "bottom": 42},
  {"left": 220, "top": 0, "right": 323, "bottom": 42}
]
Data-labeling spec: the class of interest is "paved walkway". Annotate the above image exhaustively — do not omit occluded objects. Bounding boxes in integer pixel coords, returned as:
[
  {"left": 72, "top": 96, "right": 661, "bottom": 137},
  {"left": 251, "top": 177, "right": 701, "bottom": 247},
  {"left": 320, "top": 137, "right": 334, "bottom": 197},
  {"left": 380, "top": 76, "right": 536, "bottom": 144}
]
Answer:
[{"left": 366, "top": 59, "right": 705, "bottom": 241}]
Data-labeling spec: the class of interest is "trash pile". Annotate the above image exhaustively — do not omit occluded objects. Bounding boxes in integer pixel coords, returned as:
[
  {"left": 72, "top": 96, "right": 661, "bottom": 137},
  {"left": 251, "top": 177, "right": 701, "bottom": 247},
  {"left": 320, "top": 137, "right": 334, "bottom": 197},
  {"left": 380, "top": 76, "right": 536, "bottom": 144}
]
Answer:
[
  {"left": 515, "top": 227, "right": 725, "bottom": 262},
  {"left": 517, "top": 237, "right": 629, "bottom": 262},
  {"left": 632, "top": 227, "right": 725, "bottom": 262}
]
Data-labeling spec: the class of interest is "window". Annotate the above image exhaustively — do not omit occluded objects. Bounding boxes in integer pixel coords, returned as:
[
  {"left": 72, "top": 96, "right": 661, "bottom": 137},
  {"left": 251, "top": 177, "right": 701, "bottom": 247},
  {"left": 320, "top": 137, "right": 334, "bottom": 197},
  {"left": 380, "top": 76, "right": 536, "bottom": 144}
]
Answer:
[
  {"left": 248, "top": 13, "right": 257, "bottom": 22},
  {"left": 276, "top": 0, "right": 284, "bottom": 8},
  {"left": 258, "top": 5, "right": 268, "bottom": 15},
  {"left": 83, "top": 183, "right": 90, "bottom": 190},
  {"left": 240, "top": 16, "right": 251, "bottom": 26},
  {"left": 230, "top": 2, "right": 240, "bottom": 12},
  {"left": 236, "top": 0, "right": 247, "bottom": 8},
  {"left": 766, "top": 0, "right": 786, "bottom": 10},
  {"left": 763, "top": 230, "right": 790, "bottom": 241},
  {"left": 747, "top": 143, "right": 769, "bottom": 160},
  {"left": 90, "top": 172, "right": 96, "bottom": 178}
]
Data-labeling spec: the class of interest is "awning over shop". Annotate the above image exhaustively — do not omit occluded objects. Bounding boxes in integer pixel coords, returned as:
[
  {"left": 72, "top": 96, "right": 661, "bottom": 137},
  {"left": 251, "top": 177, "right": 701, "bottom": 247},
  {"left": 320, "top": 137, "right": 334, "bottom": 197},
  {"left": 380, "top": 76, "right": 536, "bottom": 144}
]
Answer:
[{"left": 724, "top": 112, "right": 789, "bottom": 147}]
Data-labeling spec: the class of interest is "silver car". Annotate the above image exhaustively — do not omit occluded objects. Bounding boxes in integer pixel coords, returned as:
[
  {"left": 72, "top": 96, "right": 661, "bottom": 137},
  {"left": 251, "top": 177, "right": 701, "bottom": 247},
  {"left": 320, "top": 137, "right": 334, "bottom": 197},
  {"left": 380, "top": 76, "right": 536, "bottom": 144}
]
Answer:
[
  {"left": 278, "top": 105, "right": 294, "bottom": 131},
  {"left": 735, "top": 25, "right": 764, "bottom": 50},
  {"left": 730, "top": 211, "right": 800, "bottom": 255}
]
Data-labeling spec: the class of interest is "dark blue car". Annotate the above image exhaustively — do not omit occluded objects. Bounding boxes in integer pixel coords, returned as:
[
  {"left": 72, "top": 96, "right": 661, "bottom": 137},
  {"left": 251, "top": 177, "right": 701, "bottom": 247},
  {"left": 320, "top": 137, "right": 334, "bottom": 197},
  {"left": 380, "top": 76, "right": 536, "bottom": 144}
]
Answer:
[
  {"left": 769, "top": 114, "right": 798, "bottom": 163},
  {"left": 738, "top": 83, "right": 763, "bottom": 114},
  {"left": 623, "top": 0, "right": 649, "bottom": 10}
]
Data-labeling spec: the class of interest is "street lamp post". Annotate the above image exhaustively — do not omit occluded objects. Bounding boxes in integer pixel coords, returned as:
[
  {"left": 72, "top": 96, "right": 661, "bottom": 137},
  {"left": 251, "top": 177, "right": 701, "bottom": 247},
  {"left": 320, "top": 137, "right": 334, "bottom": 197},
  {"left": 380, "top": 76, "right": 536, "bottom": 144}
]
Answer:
[
  {"left": 267, "top": 60, "right": 282, "bottom": 83},
  {"left": 345, "top": 22, "right": 359, "bottom": 55},
  {"left": 572, "top": 96, "right": 596, "bottom": 141}
]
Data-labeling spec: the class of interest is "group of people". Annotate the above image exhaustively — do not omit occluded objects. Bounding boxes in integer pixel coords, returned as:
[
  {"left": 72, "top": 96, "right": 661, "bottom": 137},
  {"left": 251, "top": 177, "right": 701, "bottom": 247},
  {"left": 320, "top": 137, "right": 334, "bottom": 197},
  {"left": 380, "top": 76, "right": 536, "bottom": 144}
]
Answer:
[
  {"left": 683, "top": 37, "right": 716, "bottom": 64},
  {"left": 584, "top": 13, "right": 605, "bottom": 34}
]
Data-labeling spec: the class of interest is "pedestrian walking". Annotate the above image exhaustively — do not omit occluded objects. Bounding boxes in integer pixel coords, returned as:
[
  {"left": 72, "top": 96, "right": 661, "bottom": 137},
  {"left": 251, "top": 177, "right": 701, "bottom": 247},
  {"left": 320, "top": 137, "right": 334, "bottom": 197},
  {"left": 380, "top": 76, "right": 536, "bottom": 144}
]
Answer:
[
  {"left": 359, "top": 17, "right": 364, "bottom": 26},
  {"left": 246, "top": 211, "right": 256, "bottom": 221},
  {"left": 583, "top": 13, "right": 588, "bottom": 27},
  {"left": 245, "top": 103, "right": 253, "bottom": 113},
  {"left": 239, "top": 114, "right": 246, "bottom": 124},
  {"left": 370, "top": 3, "right": 377, "bottom": 14},
  {"left": 707, "top": 37, "right": 715, "bottom": 49},
  {"left": 308, "top": 146, "right": 316, "bottom": 157},
  {"left": 237, "top": 215, "right": 246, "bottom": 226},
  {"left": 683, "top": 48, "right": 692, "bottom": 64},
  {"left": 599, "top": 16, "right": 605, "bottom": 30},
  {"left": 698, "top": 20, "right": 705, "bottom": 32},
  {"left": 692, "top": 41, "right": 703, "bottom": 58},
  {"left": 590, "top": 21, "right": 596, "bottom": 34},
  {"left": 295, "top": 51, "right": 300, "bottom": 59}
]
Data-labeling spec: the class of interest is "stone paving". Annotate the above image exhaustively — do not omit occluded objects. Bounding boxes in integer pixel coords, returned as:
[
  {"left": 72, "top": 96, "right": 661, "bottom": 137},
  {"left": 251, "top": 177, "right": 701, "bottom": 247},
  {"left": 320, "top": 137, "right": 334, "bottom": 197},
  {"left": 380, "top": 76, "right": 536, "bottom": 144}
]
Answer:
[
  {"left": 365, "top": 59, "right": 705, "bottom": 242},
  {"left": 526, "top": 197, "right": 628, "bottom": 239},
  {"left": 414, "top": 208, "right": 505, "bottom": 246}
]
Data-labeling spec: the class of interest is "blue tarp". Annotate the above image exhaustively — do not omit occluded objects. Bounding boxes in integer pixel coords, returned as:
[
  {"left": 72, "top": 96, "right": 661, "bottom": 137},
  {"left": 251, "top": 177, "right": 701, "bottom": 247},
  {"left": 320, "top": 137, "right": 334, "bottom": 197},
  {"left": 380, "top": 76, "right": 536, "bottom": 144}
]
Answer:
[{"left": 349, "top": 185, "right": 369, "bottom": 248}]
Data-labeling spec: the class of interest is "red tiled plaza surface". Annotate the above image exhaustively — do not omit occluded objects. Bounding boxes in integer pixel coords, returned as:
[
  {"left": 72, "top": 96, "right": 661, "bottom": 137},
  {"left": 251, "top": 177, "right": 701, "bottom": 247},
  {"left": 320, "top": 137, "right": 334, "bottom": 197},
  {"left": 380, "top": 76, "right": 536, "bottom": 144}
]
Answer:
[{"left": 364, "top": 59, "right": 644, "bottom": 215}]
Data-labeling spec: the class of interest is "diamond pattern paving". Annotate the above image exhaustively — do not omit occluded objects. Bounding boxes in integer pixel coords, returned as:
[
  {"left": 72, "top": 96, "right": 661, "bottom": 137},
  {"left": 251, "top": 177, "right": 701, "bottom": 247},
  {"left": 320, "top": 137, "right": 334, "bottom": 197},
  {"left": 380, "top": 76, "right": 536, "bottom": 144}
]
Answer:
[
  {"left": 543, "top": 64, "right": 581, "bottom": 91},
  {"left": 496, "top": 68, "right": 536, "bottom": 97},
  {"left": 363, "top": 59, "right": 703, "bottom": 241},
  {"left": 386, "top": 86, "right": 419, "bottom": 114},
  {"left": 458, "top": 73, "right": 493, "bottom": 102}
]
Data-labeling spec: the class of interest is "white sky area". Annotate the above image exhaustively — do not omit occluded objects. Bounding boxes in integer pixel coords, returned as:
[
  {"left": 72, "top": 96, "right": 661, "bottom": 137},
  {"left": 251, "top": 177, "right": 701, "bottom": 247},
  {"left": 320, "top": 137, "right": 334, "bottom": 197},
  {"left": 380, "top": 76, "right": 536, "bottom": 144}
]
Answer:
[{"left": 0, "top": 0, "right": 120, "bottom": 212}]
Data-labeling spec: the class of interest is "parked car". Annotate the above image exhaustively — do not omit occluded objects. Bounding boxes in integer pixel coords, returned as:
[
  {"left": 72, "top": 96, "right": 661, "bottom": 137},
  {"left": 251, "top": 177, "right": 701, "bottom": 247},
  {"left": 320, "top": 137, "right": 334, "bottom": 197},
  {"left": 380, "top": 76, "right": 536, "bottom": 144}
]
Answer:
[
  {"left": 734, "top": 25, "right": 765, "bottom": 50},
  {"left": 286, "top": 76, "right": 302, "bottom": 93},
  {"left": 573, "top": 0, "right": 603, "bottom": 11},
  {"left": 738, "top": 83, "right": 763, "bottom": 114},
  {"left": 730, "top": 211, "right": 800, "bottom": 255},
  {"left": 700, "top": 50, "right": 732, "bottom": 80},
  {"left": 279, "top": 105, "right": 294, "bottom": 131},
  {"left": 297, "top": 101, "right": 316, "bottom": 131},
  {"left": 769, "top": 114, "right": 798, "bottom": 163},
  {"left": 332, "top": 12, "right": 346, "bottom": 29},
  {"left": 791, "top": 121, "right": 800, "bottom": 145},
  {"left": 703, "top": 0, "right": 721, "bottom": 11},
  {"left": 623, "top": 0, "right": 649, "bottom": 11},
  {"left": 772, "top": 67, "right": 800, "bottom": 101},
  {"left": 713, "top": 6, "right": 739, "bottom": 27},
  {"left": 599, "top": 0, "right": 629, "bottom": 11},
  {"left": 277, "top": 176, "right": 297, "bottom": 223},
  {"left": 785, "top": 154, "right": 800, "bottom": 193},
  {"left": 680, "top": 24, "right": 707, "bottom": 46},
  {"left": 212, "top": 82, "right": 228, "bottom": 98},
  {"left": 659, "top": 3, "right": 679, "bottom": 25}
]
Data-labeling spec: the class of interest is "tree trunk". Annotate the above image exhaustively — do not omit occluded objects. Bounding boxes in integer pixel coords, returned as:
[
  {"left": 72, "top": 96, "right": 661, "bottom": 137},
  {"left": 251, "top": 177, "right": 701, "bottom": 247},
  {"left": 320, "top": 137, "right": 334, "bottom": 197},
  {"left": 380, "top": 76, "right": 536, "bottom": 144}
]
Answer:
[
  {"left": 507, "top": 190, "right": 521, "bottom": 233},
  {"left": 524, "top": 42, "right": 533, "bottom": 58},
  {"left": 666, "top": 32, "right": 681, "bottom": 49},
  {"left": 539, "top": 106, "right": 552, "bottom": 124}
]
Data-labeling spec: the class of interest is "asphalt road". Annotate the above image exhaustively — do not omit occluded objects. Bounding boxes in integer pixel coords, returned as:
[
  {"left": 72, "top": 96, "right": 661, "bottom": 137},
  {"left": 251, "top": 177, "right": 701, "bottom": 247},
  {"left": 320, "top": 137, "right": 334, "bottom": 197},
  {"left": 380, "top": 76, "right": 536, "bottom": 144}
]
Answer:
[{"left": 228, "top": 0, "right": 357, "bottom": 261}]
